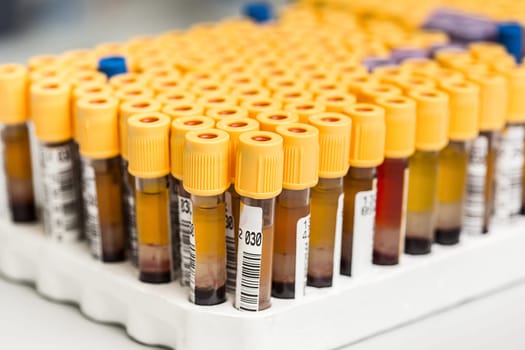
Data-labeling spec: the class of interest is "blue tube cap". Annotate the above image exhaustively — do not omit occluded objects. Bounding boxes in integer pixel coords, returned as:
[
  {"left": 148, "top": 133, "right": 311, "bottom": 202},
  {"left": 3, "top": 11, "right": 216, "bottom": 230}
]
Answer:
[
  {"left": 242, "top": 1, "right": 275, "bottom": 23},
  {"left": 98, "top": 56, "right": 127, "bottom": 78},
  {"left": 497, "top": 22, "right": 523, "bottom": 63}
]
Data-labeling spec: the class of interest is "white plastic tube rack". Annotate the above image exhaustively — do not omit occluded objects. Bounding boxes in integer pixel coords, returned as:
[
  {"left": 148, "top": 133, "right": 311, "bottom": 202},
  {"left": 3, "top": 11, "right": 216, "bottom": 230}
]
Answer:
[{"left": 0, "top": 218, "right": 524, "bottom": 350}]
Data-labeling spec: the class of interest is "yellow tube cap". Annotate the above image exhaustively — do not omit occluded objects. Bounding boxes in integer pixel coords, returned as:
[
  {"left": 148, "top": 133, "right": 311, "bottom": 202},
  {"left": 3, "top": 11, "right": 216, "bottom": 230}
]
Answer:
[
  {"left": 467, "top": 72, "right": 507, "bottom": 131},
  {"left": 375, "top": 97, "right": 416, "bottom": 158},
  {"left": 285, "top": 101, "right": 326, "bottom": 123},
  {"left": 275, "top": 123, "right": 319, "bottom": 190},
  {"left": 232, "top": 84, "right": 271, "bottom": 104},
  {"left": 408, "top": 89, "right": 449, "bottom": 151},
  {"left": 235, "top": 131, "right": 283, "bottom": 199},
  {"left": 206, "top": 105, "right": 248, "bottom": 122},
  {"left": 115, "top": 85, "right": 155, "bottom": 102},
  {"left": 162, "top": 102, "right": 204, "bottom": 120},
  {"left": 360, "top": 83, "right": 402, "bottom": 103},
  {"left": 109, "top": 73, "right": 147, "bottom": 89},
  {"left": 492, "top": 66, "right": 525, "bottom": 123},
  {"left": 308, "top": 112, "right": 351, "bottom": 178},
  {"left": 171, "top": 116, "right": 215, "bottom": 179},
  {"left": 216, "top": 117, "right": 260, "bottom": 182},
  {"left": 128, "top": 112, "right": 171, "bottom": 178},
  {"left": 316, "top": 90, "right": 357, "bottom": 113},
  {"left": 30, "top": 79, "right": 72, "bottom": 143},
  {"left": 0, "top": 64, "right": 28, "bottom": 124},
  {"left": 183, "top": 129, "right": 230, "bottom": 196},
  {"left": 256, "top": 110, "right": 299, "bottom": 132},
  {"left": 69, "top": 70, "right": 107, "bottom": 88},
  {"left": 273, "top": 88, "right": 314, "bottom": 105},
  {"left": 439, "top": 80, "right": 480, "bottom": 141},
  {"left": 119, "top": 98, "right": 162, "bottom": 160},
  {"left": 73, "top": 82, "right": 113, "bottom": 101},
  {"left": 156, "top": 89, "right": 195, "bottom": 105},
  {"left": 77, "top": 95, "right": 119, "bottom": 159},
  {"left": 241, "top": 97, "right": 282, "bottom": 118},
  {"left": 344, "top": 104, "right": 386, "bottom": 167},
  {"left": 198, "top": 94, "right": 238, "bottom": 112}
]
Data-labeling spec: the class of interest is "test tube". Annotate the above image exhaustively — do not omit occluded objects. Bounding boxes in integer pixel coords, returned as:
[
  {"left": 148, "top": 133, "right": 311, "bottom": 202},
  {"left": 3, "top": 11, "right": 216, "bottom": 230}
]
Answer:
[
  {"left": 315, "top": 91, "right": 357, "bottom": 113},
  {"left": 109, "top": 72, "right": 147, "bottom": 89},
  {"left": 119, "top": 98, "right": 161, "bottom": 265},
  {"left": 491, "top": 65, "right": 525, "bottom": 219},
  {"left": 372, "top": 98, "right": 415, "bottom": 265},
  {"left": 256, "top": 110, "right": 299, "bottom": 132},
  {"left": 206, "top": 106, "right": 248, "bottom": 123},
  {"left": 434, "top": 81, "right": 479, "bottom": 245},
  {"left": 198, "top": 94, "right": 238, "bottom": 113},
  {"left": 235, "top": 131, "right": 283, "bottom": 312},
  {"left": 307, "top": 113, "right": 351, "bottom": 286},
  {"left": 128, "top": 112, "right": 172, "bottom": 283},
  {"left": 216, "top": 117, "right": 260, "bottom": 293},
  {"left": 115, "top": 85, "right": 154, "bottom": 102},
  {"left": 285, "top": 101, "right": 326, "bottom": 124},
  {"left": 464, "top": 72, "right": 507, "bottom": 234},
  {"left": 273, "top": 88, "right": 314, "bottom": 106},
  {"left": 405, "top": 85, "right": 455, "bottom": 254},
  {"left": 156, "top": 90, "right": 196, "bottom": 106},
  {"left": 30, "top": 79, "right": 82, "bottom": 239},
  {"left": 183, "top": 129, "right": 230, "bottom": 305},
  {"left": 272, "top": 123, "right": 318, "bottom": 299},
  {"left": 171, "top": 116, "right": 215, "bottom": 286},
  {"left": 359, "top": 83, "right": 402, "bottom": 103},
  {"left": 77, "top": 96, "right": 126, "bottom": 261},
  {"left": 340, "top": 104, "right": 385, "bottom": 274},
  {"left": 241, "top": 97, "right": 282, "bottom": 118},
  {"left": 0, "top": 64, "right": 37, "bottom": 222}
]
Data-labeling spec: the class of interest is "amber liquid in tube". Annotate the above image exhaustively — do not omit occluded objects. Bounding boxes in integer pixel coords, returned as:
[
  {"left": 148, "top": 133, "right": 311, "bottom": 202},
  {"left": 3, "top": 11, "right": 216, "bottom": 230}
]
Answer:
[
  {"left": 373, "top": 159, "right": 407, "bottom": 265},
  {"left": 308, "top": 177, "right": 343, "bottom": 287},
  {"left": 340, "top": 168, "right": 375, "bottom": 275},
  {"left": 192, "top": 194, "right": 226, "bottom": 305},
  {"left": 2, "top": 123, "right": 37, "bottom": 222},
  {"left": 136, "top": 176, "right": 172, "bottom": 283},
  {"left": 405, "top": 151, "right": 439, "bottom": 254},
  {"left": 236, "top": 197, "right": 275, "bottom": 311},
  {"left": 272, "top": 188, "right": 309, "bottom": 299},
  {"left": 435, "top": 141, "right": 468, "bottom": 245}
]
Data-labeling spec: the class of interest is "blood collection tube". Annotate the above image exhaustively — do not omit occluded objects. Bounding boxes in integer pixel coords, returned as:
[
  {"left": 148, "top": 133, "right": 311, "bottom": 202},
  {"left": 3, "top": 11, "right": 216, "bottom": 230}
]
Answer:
[
  {"left": 432, "top": 81, "right": 478, "bottom": 240},
  {"left": 0, "top": 64, "right": 37, "bottom": 222},
  {"left": 115, "top": 85, "right": 154, "bottom": 102},
  {"left": 340, "top": 104, "right": 385, "bottom": 274},
  {"left": 128, "top": 112, "right": 172, "bottom": 283},
  {"left": 256, "top": 110, "right": 299, "bottom": 132},
  {"left": 241, "top": 97, "right": 282, "bottom": 118},
  {"left": 77, "top": 95, "right": 126, "bottom": 261},
  {"left": 404, "top": 85, "right": 453, "bottom": 253},
  {"left": 183, "top": 129, "right": 230, "bottom": 305},
  {"left": 273, "top": 88, "right": 314, "bottom": 106},
  {"left": 119, "top": 98, "right": 161, "bottom": 265},
  {"left": 197, "top": 94, "right": 238, "bottom": 113},
  {"left": 315, "top": 91, "right": 357, "bottom": 113},
  {"left": 109, "top": 72, "right": 147, "bottom": 89},
  {"left": 216, "top": 117, "right": 260, "bottom": 293},
  {"left": 171, "top": 116, "right": 215, "bottom": 286},
  {"left": 359, "top": 83, "right": 402, "bottom": 103},
  {"left": 491, "top": 65, "right": 525, "bottom": 219},
  {"left": 372, "top": 98, "right": 415, "bottom": 265},
  {"left": 464, "top": 72, "right": 507, "bottom": 234},
  {"left": 206, "top": 106, "right": 248, "bottom": 123},
  {"left": 156, "top": 90, "right": 196, "bottom": 106},
  {"left": 235, "top": 131, "right": 283, "bottom": 312},
  {"left": 307, "top": 113, "right": 351, "bottom": 286},
  {"left": 272, "top": 123, "right": 318, "bottom": 299},
  {"left": 285, "top": 101, "right": 326, "bottom": 123},
  {"left": 232, "top": 84, "right": 271, "bottom": 105},
  {"left": 30, "top": 79, "right": 82, "bottom": 239}
]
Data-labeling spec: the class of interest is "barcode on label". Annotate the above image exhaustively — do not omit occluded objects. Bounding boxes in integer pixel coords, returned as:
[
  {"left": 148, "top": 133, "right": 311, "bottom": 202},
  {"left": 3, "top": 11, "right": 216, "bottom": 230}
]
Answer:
[
  {"left": 463, "top": 136, "right": 488, "bottom": 234},
  {"left": 82, "top": 158, "right": 102, "bottom": 258},
  {"left": 351, "top": 188, "right": 376, "bottom": 276},
  {"left": 494, "top": 126, "right": 525, "bottom": 218},
  {"left": 295, "top": 214, "right": 310, "bottom": 298},
  {"left": 169, "top": 179, "right": 181, "bottom": 278},
  {"left": 235, "top": 203, "right": 263, "bottom": 311},
  {"left": 225, "top": 191, "right": 237, "bottom": 293},
  {"left": 189, "top": 214, "right": 196, "bottom": 303},
  {"left": 178, "top": 195, "right": 193, "bottom": 286},
  {"left": 41, "top": 143, "right": 81, "bottom": 242}
]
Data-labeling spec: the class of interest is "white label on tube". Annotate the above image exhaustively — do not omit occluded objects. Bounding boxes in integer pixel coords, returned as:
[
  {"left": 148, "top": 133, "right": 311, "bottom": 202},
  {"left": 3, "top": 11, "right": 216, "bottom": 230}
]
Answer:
[
  {"left": 494, "top": 125, "right": 524, "bottom": 219},
  {"left": 81, "top": 158, "right": 101, "bottom": 258},
  {"left": 351, "top": 185, "right": 377, "bottom": 277},
  {"left": 179, "top": 195, "right": 193, "bottom": 287},
  {"left": 225, "top": 191, "right": 237, "bottom": 293},
  {"left": 41, "top": 143, "right": 81, "bottom": 242},
  {"left": 332, "top": 193, "right": 344, "bottom": 283},
  {"left": 295, "top": 214, "right": 310, "bottom": 299},
  {"left": 236, "top": 203, "right": 263, "bottom": 312},
  {"left": 463, "top": 135, "right": 488, "bottom": 234}
]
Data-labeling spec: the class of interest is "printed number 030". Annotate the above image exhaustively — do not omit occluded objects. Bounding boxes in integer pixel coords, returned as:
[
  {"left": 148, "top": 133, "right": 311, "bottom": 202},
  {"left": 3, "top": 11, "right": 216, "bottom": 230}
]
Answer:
[{"left": 239, "top": 229, "right": 262, "bottom": 247}]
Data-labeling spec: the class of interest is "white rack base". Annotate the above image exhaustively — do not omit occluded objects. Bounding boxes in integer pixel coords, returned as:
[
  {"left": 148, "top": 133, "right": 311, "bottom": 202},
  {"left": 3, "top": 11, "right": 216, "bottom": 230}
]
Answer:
[{"left": 0, "top": 219, "right": 524, "bottom": 350}]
